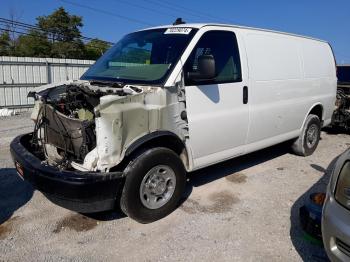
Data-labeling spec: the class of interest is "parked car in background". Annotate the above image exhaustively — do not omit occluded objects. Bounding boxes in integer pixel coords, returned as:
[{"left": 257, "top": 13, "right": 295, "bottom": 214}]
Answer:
[
  {"left": 331, "top": 65, "right": 350, "bottom": 130},
  {"left": 323, "top": 148, "right": 350, "bottom": 261},
  {"left": 11, "top": 23, "right": 336, "bottom": 223}
]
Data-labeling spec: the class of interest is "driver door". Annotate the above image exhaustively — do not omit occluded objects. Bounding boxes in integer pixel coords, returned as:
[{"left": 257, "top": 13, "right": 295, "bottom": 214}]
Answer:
[{"left": 184, "top": 30, "right": 249, "bottom": 168}]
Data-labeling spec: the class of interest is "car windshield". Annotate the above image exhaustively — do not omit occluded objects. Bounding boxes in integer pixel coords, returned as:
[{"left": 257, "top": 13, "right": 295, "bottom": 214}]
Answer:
[{"left": 81, "top": 28, "right": 197, "bottom": 85}]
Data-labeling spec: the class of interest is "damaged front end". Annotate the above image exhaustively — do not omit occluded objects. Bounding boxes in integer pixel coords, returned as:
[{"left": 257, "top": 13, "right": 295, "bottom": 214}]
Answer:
[
  {"left": 30, "top": 80, "right": 148, "bottom": 172},
  {"left": 10, "top": 79, "right": 183, "bottom": 213},
  {"left": 10, "top": 26, "right": 195, "bottom": 214}
]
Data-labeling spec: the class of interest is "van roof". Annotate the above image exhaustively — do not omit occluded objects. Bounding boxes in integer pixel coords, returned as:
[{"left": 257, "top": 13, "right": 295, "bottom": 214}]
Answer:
[{"left": 142, "top": 23, "right": 328, "bottom": 44}]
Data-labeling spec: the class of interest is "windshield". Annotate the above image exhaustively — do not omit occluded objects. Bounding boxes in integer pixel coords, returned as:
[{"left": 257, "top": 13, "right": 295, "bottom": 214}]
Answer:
[{"left": 81, "top": 28, "right": 197, "bottom": 85}]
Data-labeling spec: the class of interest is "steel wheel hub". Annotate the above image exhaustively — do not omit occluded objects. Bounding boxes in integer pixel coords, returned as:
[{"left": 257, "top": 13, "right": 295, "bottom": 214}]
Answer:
[
  {"left": 140, "top": 165, "right": 176, "bottom": 209},
  {"left": 306, "top": 124, "right": 318, "bottom": 148}
]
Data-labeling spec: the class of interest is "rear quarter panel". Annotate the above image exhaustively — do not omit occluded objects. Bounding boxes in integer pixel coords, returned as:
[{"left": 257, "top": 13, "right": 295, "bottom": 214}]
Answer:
[
  {"left": 243, "top": 30, "right": 336, "bottom": 146},
  {"left": 300, "top": 39, "right": 337, "bottom": 126}
]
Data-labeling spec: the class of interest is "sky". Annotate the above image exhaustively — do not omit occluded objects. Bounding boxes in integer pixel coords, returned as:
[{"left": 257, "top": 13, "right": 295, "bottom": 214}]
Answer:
[{"left": 0, "top": 0, "right": 349, "bottom": 64}]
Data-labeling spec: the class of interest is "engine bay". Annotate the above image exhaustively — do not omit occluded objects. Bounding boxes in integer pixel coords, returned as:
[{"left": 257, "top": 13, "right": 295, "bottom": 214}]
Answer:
[{"left": 31, "top": 82, "right": 139, "bottom": 169}]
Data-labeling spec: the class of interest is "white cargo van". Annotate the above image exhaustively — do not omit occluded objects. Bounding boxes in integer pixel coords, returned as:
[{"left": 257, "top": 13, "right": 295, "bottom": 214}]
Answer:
[{"left": 11, "top": 24, "right": 336, "bottom": 223}]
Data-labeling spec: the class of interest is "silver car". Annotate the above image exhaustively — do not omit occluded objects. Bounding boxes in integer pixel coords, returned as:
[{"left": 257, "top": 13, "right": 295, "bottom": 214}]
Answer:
[{"left": 322, "top": 148, "right": 350, "bottom": 261}]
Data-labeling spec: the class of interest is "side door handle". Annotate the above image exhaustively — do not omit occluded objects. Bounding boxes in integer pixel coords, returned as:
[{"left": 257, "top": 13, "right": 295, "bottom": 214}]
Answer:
[{"left": 243, "top": 86, "right": 248, "bottom": 104}]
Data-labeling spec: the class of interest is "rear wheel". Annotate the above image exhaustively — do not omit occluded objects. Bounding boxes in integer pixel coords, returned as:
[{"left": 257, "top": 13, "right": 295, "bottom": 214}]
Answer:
[
  {"left": 291, "top": 114, "right": 321, "bottom": 156},
  {"left": 120, "top": 147, "right": 186, "bottom": 223}
]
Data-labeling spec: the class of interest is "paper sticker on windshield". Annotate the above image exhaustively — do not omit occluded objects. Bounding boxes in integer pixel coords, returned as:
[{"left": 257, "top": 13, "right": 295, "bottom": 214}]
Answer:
[{"left": 164, "top": 28, "right": 192, "bottom": 34}]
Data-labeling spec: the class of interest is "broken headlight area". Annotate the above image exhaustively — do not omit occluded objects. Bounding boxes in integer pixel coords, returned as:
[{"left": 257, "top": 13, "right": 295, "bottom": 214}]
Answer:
[
  {"left": 31, "top": 83, "right": 129, "bottom": 170},
  {"left": 40, "top": 104, "right": 96, "bottom": 163}
]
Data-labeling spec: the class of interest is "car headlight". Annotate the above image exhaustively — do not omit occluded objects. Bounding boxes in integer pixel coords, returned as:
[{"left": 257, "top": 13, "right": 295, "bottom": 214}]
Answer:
[{"left": 335, "top": 161, "right": 350, "bottom": 209}]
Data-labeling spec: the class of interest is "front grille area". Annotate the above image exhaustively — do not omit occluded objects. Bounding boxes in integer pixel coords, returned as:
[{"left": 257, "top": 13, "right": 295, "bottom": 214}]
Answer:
[
  {"left": 336, "top": 238, "right": 350, "bottom": 257},
  {"left": 42, "top": 104, "right": 95, "bottom": 161}
]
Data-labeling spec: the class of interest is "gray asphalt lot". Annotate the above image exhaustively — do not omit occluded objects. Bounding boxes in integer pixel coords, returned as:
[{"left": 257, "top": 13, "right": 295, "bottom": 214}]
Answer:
[{"left": 1, "top": 112, "right": 349, "bottom": 261}]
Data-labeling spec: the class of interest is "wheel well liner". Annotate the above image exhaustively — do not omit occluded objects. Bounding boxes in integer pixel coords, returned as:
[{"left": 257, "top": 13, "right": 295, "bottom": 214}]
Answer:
[
  {"left": 298, "top": 103, "right": 324, "bottom": 134},
  {"left": 125, "top": 131, "right": 187, "bottom": 160},
  {"left": 309, "top": 104, "right": 323, "bottom": 121}
]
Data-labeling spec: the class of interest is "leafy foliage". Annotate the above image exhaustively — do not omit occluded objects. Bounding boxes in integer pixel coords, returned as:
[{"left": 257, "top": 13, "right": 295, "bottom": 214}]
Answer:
[
  {"left": 15, "top": 30, "right": 51, "bottom": 57},
  {"left": 0, "top": 7, "right": 111, "bottom": 59},
  {"left": 37, "top": 7, "right": 83, "bottom": 42},
  {"left": 85, "top": 39, "right": 111, "bottom": 60},
  {"left": 0, "top": 31, "right": 11, "bottom": 56}
]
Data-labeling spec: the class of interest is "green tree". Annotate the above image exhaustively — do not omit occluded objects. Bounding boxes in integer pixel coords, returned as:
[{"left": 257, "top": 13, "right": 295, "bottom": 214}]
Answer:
[
  {"left": 37, "top": 7, "right": 83, "bottom": 42},
  {"left": 85, "top": 39, "right": 111, "bottom": 60},
  {"left": 36, "top": 7, "right": 86, "bottom": 59},
  {"left": 0, "top": 31, "right": 11, "bottom": 56},
  {"left": 2, "top": 7, "right": 111, "bottom": 59},
  {"left": 15, "top": 30, "right": 51, "bottom": 57},
  {"left": 51, "top": 40, "right": 86, "bottom": 59}
]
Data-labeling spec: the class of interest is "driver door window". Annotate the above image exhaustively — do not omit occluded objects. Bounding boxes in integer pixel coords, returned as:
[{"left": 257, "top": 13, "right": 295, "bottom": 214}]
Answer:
[{"left": 184, "top": 30, "right": 242, "bottom": 86}]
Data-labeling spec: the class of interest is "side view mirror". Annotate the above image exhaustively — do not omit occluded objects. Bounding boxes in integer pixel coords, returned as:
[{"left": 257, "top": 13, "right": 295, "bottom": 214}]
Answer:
[{"left": 188, "top": 55, "right": 216, "bottom": 81}]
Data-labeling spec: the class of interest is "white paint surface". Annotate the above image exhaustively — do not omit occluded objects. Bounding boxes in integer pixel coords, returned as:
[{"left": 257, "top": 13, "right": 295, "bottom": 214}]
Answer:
[{"left": 171, "top": 25, "right": 336, "bottom": 170}]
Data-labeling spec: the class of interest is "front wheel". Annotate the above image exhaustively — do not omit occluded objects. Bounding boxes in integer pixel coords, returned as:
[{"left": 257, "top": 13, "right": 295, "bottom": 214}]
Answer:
[
  {"left": 291, "top": 114, "right": 321, "bottom": 156},
  {"left": 120, "top": 147, "right": 186, "bottom": 223}
]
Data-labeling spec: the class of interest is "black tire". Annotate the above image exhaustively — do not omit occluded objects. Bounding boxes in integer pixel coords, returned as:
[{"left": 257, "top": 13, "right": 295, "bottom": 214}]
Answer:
[
  {"left": 120, "top": 147, "right": 186, "bottom": 223},
  {"left": 291, "top": 114, "right": 321, "bottom": 156}
]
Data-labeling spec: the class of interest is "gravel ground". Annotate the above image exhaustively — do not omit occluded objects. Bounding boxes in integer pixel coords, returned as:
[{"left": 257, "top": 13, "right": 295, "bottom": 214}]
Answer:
[{"left": 1, "top": 112, "right": 349, "bottom": 262}]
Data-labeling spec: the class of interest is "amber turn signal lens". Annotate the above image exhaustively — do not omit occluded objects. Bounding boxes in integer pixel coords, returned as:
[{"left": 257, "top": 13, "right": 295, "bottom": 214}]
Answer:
[{"left": 311, "top": 193, "right": 326, "bottom": 205}]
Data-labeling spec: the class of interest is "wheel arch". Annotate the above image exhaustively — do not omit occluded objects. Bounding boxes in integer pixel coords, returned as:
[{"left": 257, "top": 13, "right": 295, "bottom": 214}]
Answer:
[
  {"left": 308, "top": 104, "right": 324, "bottom": 121},
  {"left": 301, "top": 103, "right": 324, "bottom": 130},
  {"left": 123, "top": 131, "right": 191, "bottom": 171}
]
